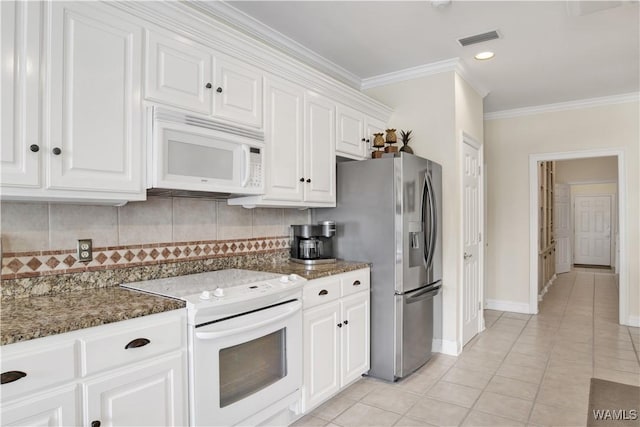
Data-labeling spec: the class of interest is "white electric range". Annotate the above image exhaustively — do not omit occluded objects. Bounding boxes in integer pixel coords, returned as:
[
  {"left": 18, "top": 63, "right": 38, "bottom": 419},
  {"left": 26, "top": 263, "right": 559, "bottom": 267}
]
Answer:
[{"left": 123, "top": 269, "right": 306, "bottom": 427}]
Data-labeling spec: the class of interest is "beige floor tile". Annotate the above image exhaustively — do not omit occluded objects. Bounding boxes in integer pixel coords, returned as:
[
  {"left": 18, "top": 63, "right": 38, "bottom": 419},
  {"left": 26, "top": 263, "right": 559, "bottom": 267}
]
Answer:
[
  {"left": 442, "top": 367, "right": 493, "bottom": 389},
  {"left": 453, "top": 358, "right": 501, "bottom": 376},
  {"left": 426, "top": 381, "right": 482, "bottom": 408},
  {"left": 360, "top": 385, "right": 420, "bottom": 415},
  {"left": 332, "top": 402, "right": 401, "bottom": 427},
  {"left": 462, "top": 410, "right": 526, "bottom": 426},
  {"left": 393, "top": 416, "right": 438, "bottom": 426},
  {"left": 292, "top": 414, "right": 329, "bottom": 426},
  {"left": 473, "top": 391, "right": 533, "bottom": 423},
  {"left": 406, "top": 397, "right": 469, "bottom": 426},
  {"left": 495, "top": 362, "right": 545, "bottom": 385},
  {"left": 485, "top": 375, "right": 539, "bottom": 401},
  {"left": 340, "top": 378, "right": 387, "bottom": 401},
  {"left": 528, "top": 402, "right": 587, "bottom": 427},
  {"left": 536, "top": 381, "right": 589, "bottom": 412},
  {"left": 502, "top": 312, "right": 532, "bottom": 321},
  {"left": 594, "top": 355, "right": 640, "bottom": 373},
  {"left": 393, "top": 371, "right": 441, "bottom": 395},
  {"left": 311, "top": 395, "right": 357, "bottom": 421},
  {"left": 592, "top": 367, "right": 640, "bottom": 387},
  {"left": 504, "top": 351, "right": 549, "bottom": 370}
]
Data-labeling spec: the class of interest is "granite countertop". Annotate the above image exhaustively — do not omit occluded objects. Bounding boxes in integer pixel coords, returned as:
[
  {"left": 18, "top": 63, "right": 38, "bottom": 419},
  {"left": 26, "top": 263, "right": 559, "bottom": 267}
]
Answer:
[
  {"left": 253, "top": 259, "right": 370, "bottom": 280},
  {"left": 0, "top": 287, "right": 184, "bottom": 346}
]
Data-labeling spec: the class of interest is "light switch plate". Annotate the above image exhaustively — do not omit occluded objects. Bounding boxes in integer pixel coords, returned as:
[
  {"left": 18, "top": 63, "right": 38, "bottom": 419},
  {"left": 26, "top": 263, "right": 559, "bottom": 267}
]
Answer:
[{"left": 77, "top": 239, "right": 93, "bottom": 262}]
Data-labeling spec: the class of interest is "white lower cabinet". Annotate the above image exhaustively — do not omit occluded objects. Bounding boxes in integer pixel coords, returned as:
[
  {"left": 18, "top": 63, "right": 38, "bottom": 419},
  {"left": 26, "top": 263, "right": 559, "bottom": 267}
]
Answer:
[
  {"left": 0, "top": 310, "right": 187, "bottom": 427},
  {"left": 302, "top": 269, "right": 370, "bottom": 412}
]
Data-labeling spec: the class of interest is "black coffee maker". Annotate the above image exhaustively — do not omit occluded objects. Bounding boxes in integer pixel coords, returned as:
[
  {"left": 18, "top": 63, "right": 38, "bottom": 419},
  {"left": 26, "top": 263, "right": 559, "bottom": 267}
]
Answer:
[{"left": 290, "top": 221, "right": 336, "bottom": 264}]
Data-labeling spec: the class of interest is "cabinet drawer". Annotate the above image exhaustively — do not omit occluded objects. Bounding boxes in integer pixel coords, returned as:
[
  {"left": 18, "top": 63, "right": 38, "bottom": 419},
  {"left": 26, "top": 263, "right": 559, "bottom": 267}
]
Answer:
[
  {"left": 303, "top": 277, "right": 341, "bottom": 309},
  {"left": 340, "top": 269, "right": 370, "bottom": 298},
  {"left": 82, "top": 315, "right": 184, "bottom": 376},
  {"left": 1, "top": 341, "right": 77, "bottom": 401}
]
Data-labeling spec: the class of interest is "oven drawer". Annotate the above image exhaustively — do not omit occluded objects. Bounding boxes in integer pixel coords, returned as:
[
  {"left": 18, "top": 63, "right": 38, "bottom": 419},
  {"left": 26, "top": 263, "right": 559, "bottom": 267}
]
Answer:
[
  {"left": 1, "top": 340, "right": 77, "bottom": 401},
  {"left": 82, "top": 312, "right": 185, "bottom": 376},
  {"left": 340, "top": 269, "right": 370, "bottom": 298},
  {"left": 303, "top": 277, "right": 341, "bottom": 309}
]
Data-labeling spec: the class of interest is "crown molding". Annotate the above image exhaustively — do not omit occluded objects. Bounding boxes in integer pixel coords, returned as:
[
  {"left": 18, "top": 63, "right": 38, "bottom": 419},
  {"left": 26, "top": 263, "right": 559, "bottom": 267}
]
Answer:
[
  {"left": 360, "top": 57, "right": 489, "bottom": 99},
  {"left": 189, "top": 0, "right": 362, "bottom": 89},
  {"left": 484, "top": 92, "right": 640, "bottom": 120}
]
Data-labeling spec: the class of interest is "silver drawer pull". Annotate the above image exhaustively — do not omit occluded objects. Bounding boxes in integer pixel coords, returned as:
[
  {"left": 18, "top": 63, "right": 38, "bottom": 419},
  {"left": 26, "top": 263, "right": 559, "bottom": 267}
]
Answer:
[
  {"left": 353, "top": 280, "right": 361, "bottom": 286},
  {"left": 1, "top": 371, "right": 27, "bottom": 385},
  {"left": 125, "top": 338, "right": 151, "bottom": 349},
  {"left": 319, "top": 289, "right": 328, "bottom": 296}
]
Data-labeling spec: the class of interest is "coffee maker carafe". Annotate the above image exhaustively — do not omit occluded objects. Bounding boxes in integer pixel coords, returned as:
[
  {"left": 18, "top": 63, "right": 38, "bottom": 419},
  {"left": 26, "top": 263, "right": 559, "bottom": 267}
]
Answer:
[{"left": 290, "top": 221, "right": 336, "bottom": 264}]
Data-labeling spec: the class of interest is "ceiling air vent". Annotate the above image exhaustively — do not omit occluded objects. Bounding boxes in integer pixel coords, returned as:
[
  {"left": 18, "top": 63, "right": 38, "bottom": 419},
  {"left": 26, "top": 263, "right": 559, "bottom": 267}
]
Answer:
[{"left": 457, "top": 30, "right": 500, "bottom": 47}]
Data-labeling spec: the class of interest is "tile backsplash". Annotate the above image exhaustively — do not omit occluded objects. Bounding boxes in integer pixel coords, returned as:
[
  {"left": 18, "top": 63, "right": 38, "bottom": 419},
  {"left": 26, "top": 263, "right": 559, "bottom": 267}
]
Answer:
[{"left": 1, "top": 197, "right": 309, "bottom": 253}]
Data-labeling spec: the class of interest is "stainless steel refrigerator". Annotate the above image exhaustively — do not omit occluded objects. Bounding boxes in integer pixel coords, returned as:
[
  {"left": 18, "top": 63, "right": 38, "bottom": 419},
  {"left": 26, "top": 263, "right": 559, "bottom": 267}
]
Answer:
[{"left": 313, "top": 153, "right": 442, "bottom": 381}]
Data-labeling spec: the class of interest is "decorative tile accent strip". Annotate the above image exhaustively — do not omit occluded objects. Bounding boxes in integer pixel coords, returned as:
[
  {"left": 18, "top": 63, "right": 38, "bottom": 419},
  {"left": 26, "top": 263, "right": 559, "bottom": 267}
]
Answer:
[{"left": 1, "top": 236, "right": 290, "bottom": 280}]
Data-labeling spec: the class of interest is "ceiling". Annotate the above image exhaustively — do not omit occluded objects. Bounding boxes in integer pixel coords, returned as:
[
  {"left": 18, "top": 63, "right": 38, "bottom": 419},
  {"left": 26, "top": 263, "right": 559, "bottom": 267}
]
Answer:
[{"left": 213, "top": 1, "right": 639, "bottom": 113}]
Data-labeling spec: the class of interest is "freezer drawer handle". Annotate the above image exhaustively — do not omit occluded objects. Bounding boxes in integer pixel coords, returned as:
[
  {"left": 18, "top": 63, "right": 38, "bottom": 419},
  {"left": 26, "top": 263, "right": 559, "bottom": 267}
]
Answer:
[
  {"left": 318, "top": 289, "right": 328, "bottom": 296},
  {"left": 1, "top": 371, "right": 27, "bottom": 385},
  {"left": 125, "top": 338, "right": 151, "bottom": 349},
  {"left": 352, "top": 280, "right": 361, "bottom": 286}
]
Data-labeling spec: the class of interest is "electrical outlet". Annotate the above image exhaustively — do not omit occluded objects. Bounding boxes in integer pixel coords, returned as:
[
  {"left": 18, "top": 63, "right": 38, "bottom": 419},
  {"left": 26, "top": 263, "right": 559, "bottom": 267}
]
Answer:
[{"left": 77, "top": 239, "right": 93, "bottom": 262}]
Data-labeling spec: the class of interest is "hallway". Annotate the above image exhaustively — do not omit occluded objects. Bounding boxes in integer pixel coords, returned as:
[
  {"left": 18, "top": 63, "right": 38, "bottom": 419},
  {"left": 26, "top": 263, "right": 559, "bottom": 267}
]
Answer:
[{"left": 294, "top": 270, "right": 640, "bottom": 426}]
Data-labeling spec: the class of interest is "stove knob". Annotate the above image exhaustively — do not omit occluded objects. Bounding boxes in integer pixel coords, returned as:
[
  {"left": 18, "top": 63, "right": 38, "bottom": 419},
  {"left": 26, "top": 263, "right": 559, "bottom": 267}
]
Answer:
[
  {"left": 279, "top": 276, "right": 289, "bottom": 283},
  {"left": 213, "top": 287, "right": 224, "bottom": 297},
  {"left": 200, "top": 291, "right": 211, "bottom": 300},
  {"left": 288, "top": 274, "right": 298, "bottom": 281}
]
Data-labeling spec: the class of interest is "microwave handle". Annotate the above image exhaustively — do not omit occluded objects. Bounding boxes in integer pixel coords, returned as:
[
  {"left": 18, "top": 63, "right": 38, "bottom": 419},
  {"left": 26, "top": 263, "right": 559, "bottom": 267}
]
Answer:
[{"left": 241, "top": 145, "right": 251, "bottom": 187}]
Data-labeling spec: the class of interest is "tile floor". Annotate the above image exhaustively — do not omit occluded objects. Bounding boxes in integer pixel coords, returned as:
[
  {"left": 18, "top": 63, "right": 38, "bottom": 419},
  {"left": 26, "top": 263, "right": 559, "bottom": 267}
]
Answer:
[{"left": 293, "top": 269, "right": 640, "bottom": 426}]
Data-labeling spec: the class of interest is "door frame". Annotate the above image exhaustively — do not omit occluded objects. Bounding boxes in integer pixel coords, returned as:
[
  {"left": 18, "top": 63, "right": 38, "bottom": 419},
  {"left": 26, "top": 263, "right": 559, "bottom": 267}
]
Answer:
[
  {"left": 459, "top": 132, "right": 485, "bottom": 344},
  {"left": 528, "top": 148, "right": 628, "bottom": 326}
]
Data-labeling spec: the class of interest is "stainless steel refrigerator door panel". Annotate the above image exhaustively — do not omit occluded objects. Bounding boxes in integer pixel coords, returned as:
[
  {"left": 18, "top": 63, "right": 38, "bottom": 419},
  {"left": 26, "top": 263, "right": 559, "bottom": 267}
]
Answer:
[{"left": 396, "top": 284, "right": 440, "bottom": 378}]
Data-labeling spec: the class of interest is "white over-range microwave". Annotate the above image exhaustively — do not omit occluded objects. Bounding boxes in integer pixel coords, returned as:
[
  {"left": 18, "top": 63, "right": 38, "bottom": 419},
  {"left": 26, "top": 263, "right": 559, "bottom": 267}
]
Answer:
[{"left": 147, "top": 107, "right": 264, "bottom": 196}]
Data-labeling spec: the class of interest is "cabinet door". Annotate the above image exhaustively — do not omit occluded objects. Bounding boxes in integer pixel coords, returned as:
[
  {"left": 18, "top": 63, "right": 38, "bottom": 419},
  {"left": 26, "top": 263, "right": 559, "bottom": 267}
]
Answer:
[
  {"left": 304, "top": 92, "right": 335, "bottom": 204},
  {"left": 47, "top": 2, "right": 143, "bottom": 195},
  {"left": 1, "top": 1, "right": 42, "bottom": 188},
  {"left": 214, "top": 57, "right": 262, "bottom": 128},
  {"left": 145, "top": 30, "right": 213, "bottom": 115},
  {"left": 336, "top": 104, "right": 364, "bottom": 159},
  {"left": 303, "top": 301, "right": 341, "bottom": 411},
  {"left": 1, "top": 385, "right": 79, "bottom": 427},
  {"left": 85, "top": 353, "right": 187, "bottom": 427},
  {"left": 364, "top": 116, "right": 386, "bottom": 158},
  {"left": 340, "top": 292, "right": 370, "bottom": 386},
  {"left": 263, "top": 77, "right": 304, "bottom": 201}
]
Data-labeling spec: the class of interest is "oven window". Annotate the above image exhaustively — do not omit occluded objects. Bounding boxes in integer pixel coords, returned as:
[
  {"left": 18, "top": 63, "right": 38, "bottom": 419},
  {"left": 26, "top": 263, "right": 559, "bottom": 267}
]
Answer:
[{"left": 219, "top": 328, "right": 287, "bottom": 408}]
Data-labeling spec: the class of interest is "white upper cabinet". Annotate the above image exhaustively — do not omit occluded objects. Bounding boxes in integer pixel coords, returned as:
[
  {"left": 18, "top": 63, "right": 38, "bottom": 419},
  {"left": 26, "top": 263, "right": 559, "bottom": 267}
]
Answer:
[
  {"left": 47, "top": 2, "right": 144, "bottom": 196},
  {"left": 336, "top": 104, "right": 365, "bottom": 159},
  {"left": 1, "top": 1, "right": 42, "bottom": 188},
  {"left": 145, "top": 31, "right": 213, "bottom": 115},
  {"left": 304, "top": 92, "right": 336, "bottom": 204},
  {"left": 144, "top": 30, "right": 263, "bottom": 128},
  {"left": 214, "top": 56, "right": 263, "bottom": 128}
]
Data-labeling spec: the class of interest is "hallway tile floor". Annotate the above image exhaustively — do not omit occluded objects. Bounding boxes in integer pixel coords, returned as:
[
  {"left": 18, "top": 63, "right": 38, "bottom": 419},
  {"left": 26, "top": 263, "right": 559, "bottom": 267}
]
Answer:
[{"left": 293, "top": 270, "right": 640, "bottom": 426}]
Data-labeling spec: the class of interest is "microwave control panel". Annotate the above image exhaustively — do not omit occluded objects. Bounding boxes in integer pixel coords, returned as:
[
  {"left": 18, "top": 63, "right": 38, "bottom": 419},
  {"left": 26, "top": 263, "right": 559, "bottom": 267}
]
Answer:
[{"left": 248, "top": 148, "right": 263, "bottom": 189}]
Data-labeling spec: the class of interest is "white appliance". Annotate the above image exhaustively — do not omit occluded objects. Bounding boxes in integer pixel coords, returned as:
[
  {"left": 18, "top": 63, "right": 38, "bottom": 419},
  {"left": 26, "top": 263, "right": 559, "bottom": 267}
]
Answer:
[
  {"left": 122, "top": 269, "right": 306, "bottom": 426},
  {"left": 148, "top": 107, "right": 264, "bottom": 196}
]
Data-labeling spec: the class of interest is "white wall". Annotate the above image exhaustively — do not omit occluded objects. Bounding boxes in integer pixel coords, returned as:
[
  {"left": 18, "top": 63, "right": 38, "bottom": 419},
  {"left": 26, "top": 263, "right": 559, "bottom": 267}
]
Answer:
[
  {"left": 556, "top": 156, "right": 618, "bottom": 183},
  {"left": 484, "top": 101, "right": 639, "bottom": 324},
  {"left": 365, "top": 71, "right": 484, "bottom": 353}
]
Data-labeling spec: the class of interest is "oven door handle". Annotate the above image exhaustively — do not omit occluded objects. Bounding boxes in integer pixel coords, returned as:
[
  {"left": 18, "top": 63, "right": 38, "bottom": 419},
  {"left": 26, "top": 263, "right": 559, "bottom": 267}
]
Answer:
[{"left": 195, "top": 300, "right": 301, "bottom": 340}]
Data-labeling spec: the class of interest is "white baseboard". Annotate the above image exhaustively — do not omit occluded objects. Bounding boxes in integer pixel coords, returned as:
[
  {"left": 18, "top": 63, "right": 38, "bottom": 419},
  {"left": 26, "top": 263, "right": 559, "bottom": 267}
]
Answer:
[
  {"left": 433, "top": 338, "right": 461, "bottom": 356},
  {"left": 626, "top": 315, "right": 640, "bottom": 327},
  {"left": 485, "top": 299, "right": 532, "bottom": 314}
]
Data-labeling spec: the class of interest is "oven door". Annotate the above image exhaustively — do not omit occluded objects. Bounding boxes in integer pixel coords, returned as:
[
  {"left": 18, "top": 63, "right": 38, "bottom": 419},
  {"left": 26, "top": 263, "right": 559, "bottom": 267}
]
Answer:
[{"left": 192, "top": 299, "right": 302, "bottom": 426}]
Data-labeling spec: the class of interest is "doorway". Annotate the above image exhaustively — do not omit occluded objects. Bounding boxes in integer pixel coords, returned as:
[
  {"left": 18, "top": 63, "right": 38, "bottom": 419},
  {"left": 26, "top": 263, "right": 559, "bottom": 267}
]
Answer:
[{"left": 529, "top": 149, "right": 628, "bottom": 326}]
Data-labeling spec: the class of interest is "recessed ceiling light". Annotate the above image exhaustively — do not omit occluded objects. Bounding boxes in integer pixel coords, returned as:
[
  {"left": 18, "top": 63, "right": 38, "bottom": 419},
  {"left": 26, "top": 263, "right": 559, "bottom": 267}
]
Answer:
[{"left": 474, "top": 51, "right": 495, "bottom": 60}]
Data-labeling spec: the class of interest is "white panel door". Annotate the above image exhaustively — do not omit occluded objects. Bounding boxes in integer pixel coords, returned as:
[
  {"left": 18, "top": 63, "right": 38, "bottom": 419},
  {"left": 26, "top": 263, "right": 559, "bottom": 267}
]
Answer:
[
  {"left": 462, "top": 142, "right": 481, "bottom": 345},
  {"left": 85, "top": 353, "right": 187, "bottom": 427},
  {"left": 574, "top": 195, "right": 612, "bottom": 266},
  {"left": 1, "top": 386, "right": 78, "bottom": 427},
  {"left": 263, "top": 77, "right": 304, "bottom": 201},
  {"left": 303, "top": 301, "right": 341, "bottom": 411},
  {"left": 554, "top": 184, "right": 572, "bottom": 273},
  {"left": 340, "top": 293, "right": 369, "bottom": 386},
  {"left": 335, "top": 104, "right": 364, "bottom": 158},
  {"left": 145, "top": 30, "right": 213, "bottom": 115},
  {"left": 48, "top": 2, "right": 143, "bottom": 194},
  {"left": 304, "top": 92, "right": 335, "bottom": 204},
  {"left": 214, "top": 57, "right": 262, "bottom": 128},
  {"left": 1, "top": 1, "right": 42, "bottom": 188}
]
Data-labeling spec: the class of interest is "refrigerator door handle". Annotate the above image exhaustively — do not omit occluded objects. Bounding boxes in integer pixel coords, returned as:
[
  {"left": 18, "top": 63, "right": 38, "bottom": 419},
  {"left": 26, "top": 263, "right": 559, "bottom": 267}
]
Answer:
[
  {"left": 421, "top": 174, "right": 430, "bottom": 267},
  {"left": 422, "top": 172, "right": 437, "bottom": 270},
  {"left": 405, "top": 285, "right": 441, "bottom": 303}
]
